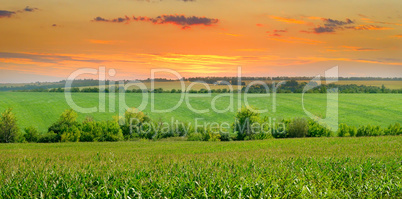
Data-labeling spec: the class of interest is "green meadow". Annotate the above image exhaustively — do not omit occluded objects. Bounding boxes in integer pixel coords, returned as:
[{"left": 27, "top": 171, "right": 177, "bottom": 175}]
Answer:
[{"left": 0, "top": 92, "right": 400, "bottom": 132}]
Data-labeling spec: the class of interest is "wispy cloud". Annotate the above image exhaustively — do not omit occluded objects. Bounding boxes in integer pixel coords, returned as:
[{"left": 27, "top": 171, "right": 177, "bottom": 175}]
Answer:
[
  {"left": 306, "top": 18, "right": 354, "bottom": 34},
  {"left": 267, "top": 29, "right": 287, "bottom": 37},
  {"left": 0, "top": 10, "right": 15, "bottom": 18},
  {"left": 0, "top": 6, "right": 39, "bottom": 18},
  {"left": 269, "top": 16, "right": 306, "bottom": 24},
  {"left": 359, "top": 15, "right": 402, "bottom": 26},
  {"left": 220, "top": 33, "right": 241, "bottom": 37},
  {"left": 23, "top": 6, "right": 38, "bottom": 12},
  {"left": 269, "top": 36, "right": 325, "bottom": 45},
  {"left": 345, "top": 25, "right": 393, "bottom": 30},
  {"left": 92, "top": 14, "right": 219, "bottom": 29},
  {"left": 327, "top": 46, "right": 380, "bottom": 52},
  {"left": 0, "top": 52, "right": 105, "bottom": 64}
]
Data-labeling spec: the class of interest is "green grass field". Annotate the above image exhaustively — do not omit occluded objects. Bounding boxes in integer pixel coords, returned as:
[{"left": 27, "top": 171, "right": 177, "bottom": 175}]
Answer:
[
  {"left": 0, "top": 137, "right": 401, "bottom": 197},
  {"left": 0, "top": 92, "right": 400, "bottom": 132}
]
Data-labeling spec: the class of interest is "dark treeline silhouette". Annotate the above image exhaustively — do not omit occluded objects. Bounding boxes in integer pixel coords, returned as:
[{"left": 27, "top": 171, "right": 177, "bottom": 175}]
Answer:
[
  {"left": 0, "top": 79, "right": 107, "bottom": 91},
  {"left": 14, "top": 80, "right": 402, "bottom": 93},
  {"left": 243, "top": 80, "right": 402, "bottom": 93},
  {"left": 185, "top": 76, "right": 402, "bottom": 83},
  {"left": 2, "top": 77, "right": 401, "bottom": 92}
]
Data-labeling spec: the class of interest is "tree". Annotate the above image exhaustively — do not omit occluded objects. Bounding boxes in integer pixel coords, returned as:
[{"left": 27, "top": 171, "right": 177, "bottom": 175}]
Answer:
[
  {"left": 48, "top": 109, "right": 80, "bottom": 141},
  {"left": 233, "top": 107, "right": 260, "bottom": 140},
  {"left": 0, "top": 108, "right": 19, "bottom": 143},
  {"left": 120, "top": 108, "right": 151, "bottom": 138},
  {"left": 24, "top": 126, "right": 39, "bottom": 142}
]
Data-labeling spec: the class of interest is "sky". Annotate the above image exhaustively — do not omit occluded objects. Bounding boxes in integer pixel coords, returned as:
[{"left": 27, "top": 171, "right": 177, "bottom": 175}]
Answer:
[{"left": 0, "top": 0, "right": 401, "bottom": 83}]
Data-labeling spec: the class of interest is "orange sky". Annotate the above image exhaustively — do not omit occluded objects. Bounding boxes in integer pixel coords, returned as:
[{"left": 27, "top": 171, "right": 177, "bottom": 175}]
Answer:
[{"left": 0, "top": 0, "right": 401, "bottom": 82}]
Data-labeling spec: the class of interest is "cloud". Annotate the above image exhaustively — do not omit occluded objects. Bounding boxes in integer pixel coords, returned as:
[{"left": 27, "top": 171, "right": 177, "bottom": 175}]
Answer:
[
  {"left": 299, "top": 56, "right": 402, "bottom": 66},
  {"left": 269, "top": 33, "right": 281, "bottom": 37},
  {"left": 274, "top": 29, "right": 287, "bottom": 33},
  {"left": 304, "top": 17, "right": 394, "bottom": 33},
  {"left": 92, "top": 14, "right": 219, "bottom": 29},
  {"left": 0, "top": 6, "right": 39, "bottom": 19},
  {"left": 23, "top": 6, "right": 38, "bottom": 12},
  {"left": 341, "top": 46, "right": 380, "bottom": 51},
  {"left": 266, "top": 29, "right": 287, "bottom": 37},
  {"left": 220, "top": 33, "right": 241, "bottom": 37},
  {"left": 302, "top": 18, "right": 354, "bottom": 34},
  {"left": 327, "top": 46, "right": 381, "bottom": 52},
  {"left": 269, "top": 15, "right": 306, "bottom": 24},
  {"left": 269, "top": 36, "right": 325, "bottom": 45},
  {"left": 304, "top": 16, "right": 323, "bottom": 20},
  {"left": 313, "top": 26, "right": 336, "bottom": 33},
  {"left": 323, "top": 18, "right": 353, "bottom": 26},
  {"left": 345, "top": 25, "right": 393, "bottom": 30},
  {"left": 0, "top": 52, "right": 105, "bottom": 64},
  {"left": 93, "top": 16, "right": 130, "bottom": 23},
  {"left": 358, "top": 15, "right": 402, "bottom": 26},
  {"left": 0, "top": 10, "right": 16, "bottom": 18}
]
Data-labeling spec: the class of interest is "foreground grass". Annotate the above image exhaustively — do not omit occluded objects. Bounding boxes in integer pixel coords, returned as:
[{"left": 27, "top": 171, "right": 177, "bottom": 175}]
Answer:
[
  {"left": 0, "top": 93, "right": 401, "bottom": 132},
  {"left": 0, "top": 137, "right": 401, "bottom": 198}
]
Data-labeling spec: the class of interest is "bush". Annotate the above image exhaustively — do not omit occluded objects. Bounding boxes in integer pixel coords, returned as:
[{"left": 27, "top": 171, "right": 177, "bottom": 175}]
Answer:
[
  {"left": 308, "top": 121, "right": 332, "bottom": 137},
  {"left": 286, "top": 118, "right": 308, "bottom": 138},
  {"left": 120, "top": 108, "right": 151, "bottom": 139},
  {"left": 253, "top": 132, "right": 272, "bottom": 140},
  {"left": 356, "top": 125, "right": 383, "bottom": 137},
  {"left": 103, "top": 120, "right": 124, "bottom": 141},
  {"left": 219, "top": 132, "right": 232, "bottom": 141},
  {"left": 0, "top": 108, "right": 20, "bottom": 143},
  {"left": 337, "top": 123, "right": 356, "bottom": 137},
  {"left": 80, "top": 118, "right": 123, "bottom": 142},
  {"left": 272, "top": 119, "right": 289, "bottom": 138},
  {"left": 60, "top": 125, "right": 81, "bottom": 142},
  {"left": 80, "top": 118, "right": 102, "bottom": 142},
  {"left": 208, "top": 132, "right": 221, "bottom": 141},
  {"left": 24, "top": 126, "right": 40, "bottom": 142},
  {"left": 38, "top": 131, "right": 58, "bottom": 143},
  {"left": 187, "top": 133, "right": 203, "bottom": 141},
  {"left": 384, "top": 123, "right": 402, "bottom": 136}
]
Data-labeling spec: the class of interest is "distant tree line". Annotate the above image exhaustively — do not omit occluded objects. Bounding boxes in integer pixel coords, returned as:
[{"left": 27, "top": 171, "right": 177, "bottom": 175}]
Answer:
[
  {"left": 0, "top": 79, "right": 106, "bottom": 91},
  {"left": 185, "top": 76, "right": 402, "bottom": 83},
  {"left": 2, "top": 77, "right": 401, "bottom": 92},
  {"left": 244, "top": 80, "right": 402, "bottom": 93},
  {"left": 13, "top": 81, "right": 402, "bottom": 93}
]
